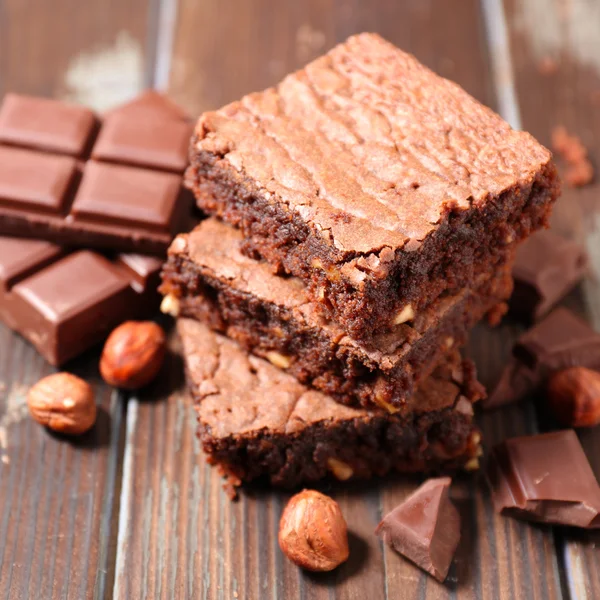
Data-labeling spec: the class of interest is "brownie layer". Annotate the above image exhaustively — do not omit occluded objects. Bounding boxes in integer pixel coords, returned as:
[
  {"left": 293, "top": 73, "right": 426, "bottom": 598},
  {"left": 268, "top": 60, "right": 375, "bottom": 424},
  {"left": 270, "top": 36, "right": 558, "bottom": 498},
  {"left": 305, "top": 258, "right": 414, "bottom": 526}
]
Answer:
[
  {"left": 188, "top": 33, "right": 559, "bottom": 341},
  {"left": 161, "top": 218, "right": 512, "bottom": 411},
  {"left": 178, "top": 319, "right": 483, "bottom": 488}
]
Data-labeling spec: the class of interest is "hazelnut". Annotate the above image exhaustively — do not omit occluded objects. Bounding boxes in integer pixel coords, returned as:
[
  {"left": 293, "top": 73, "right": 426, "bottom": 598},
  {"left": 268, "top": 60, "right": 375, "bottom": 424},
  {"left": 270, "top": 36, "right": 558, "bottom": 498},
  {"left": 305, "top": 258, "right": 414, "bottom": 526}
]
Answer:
[
  {"left": 278, "top": 490, "right": 349, "bottom": 571},
  {"left": 393, "top": 304, "right": 415, "bottom": 325},
  {"left": 160, "top": 293, "right": 180, "bottom": 317},
  {"left": 100, "top": 321, "right": 166, "bottom": 389},
  {"left": 327, "top": 458, "right": 354, "bottom": 481},
  {"left": 266, "top": 351, "right": 292, "bottom": 370},
  {"left": 27, "top": 373, "right": 96, "bottom": 435},
  {"left": 547, "top": 367, "right": 600, "bottom": 427}
]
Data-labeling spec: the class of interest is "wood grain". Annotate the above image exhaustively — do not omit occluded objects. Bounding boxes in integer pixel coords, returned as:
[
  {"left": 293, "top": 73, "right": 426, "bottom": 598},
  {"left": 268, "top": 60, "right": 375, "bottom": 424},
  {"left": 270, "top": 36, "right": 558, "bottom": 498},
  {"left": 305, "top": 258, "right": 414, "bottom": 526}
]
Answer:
[
  {"left": 111, "top": 1, "right": 563, "bottom": 598},
  {"left": 0, "top": 327, "right": 125, "bottom": 600},
  {"left": 0, "top": 2, "right": 158, "bottom": 598},
  {"left": 503, "top": 0, "right": 600, "bottom": 597},
  {"left": 0, "top": 0, "right": 156, "bottom": 109}
]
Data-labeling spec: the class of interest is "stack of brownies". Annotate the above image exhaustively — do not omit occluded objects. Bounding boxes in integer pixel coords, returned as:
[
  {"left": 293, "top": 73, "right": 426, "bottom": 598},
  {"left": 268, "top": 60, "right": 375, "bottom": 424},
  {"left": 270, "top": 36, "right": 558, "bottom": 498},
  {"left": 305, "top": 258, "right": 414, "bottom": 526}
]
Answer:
[{"left": 160, "top": 33, "right": 559, "bottom": 489}]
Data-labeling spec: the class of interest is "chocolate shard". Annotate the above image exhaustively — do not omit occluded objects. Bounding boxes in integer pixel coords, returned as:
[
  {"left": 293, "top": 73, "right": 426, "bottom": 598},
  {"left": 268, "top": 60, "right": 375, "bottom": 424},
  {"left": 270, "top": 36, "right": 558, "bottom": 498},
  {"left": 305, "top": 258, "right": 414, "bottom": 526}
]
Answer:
[
  {"left": 484, "top": 307, "right": 600, "bottom": 409},
  {"left": 375, "top": 477, "right": 460, "bottom": 582},
  {"left": 487, "top": 430, "right": 600, "bottom": 529},
  {"left": 511, "top": 230, "right": 588, "bottom": 322},
  {"left": 483, "top": 357, "right": 540, "bottom": 410}
]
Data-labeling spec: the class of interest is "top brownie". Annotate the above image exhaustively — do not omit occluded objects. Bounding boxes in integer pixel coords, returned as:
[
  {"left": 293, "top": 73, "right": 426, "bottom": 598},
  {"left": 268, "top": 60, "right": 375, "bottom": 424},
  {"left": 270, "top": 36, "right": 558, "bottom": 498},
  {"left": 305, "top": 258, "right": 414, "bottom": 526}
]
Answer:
[{"left": 187, "top": 33, "right": 559, "bottom": 340}]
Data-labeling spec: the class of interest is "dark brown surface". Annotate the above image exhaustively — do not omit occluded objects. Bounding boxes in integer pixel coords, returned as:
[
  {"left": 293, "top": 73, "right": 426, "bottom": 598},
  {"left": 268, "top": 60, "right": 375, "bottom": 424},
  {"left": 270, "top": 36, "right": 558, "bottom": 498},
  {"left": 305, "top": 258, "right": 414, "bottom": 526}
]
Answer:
[
  {"left": 1, "top": 0, "right": 600, "bottom": 598},
  {"left": 187, "top": 33, "right": 558, "bottom": 342},
  {"left": 504, "top": 0, "right": 600, "bottom": 593},
  {"left": 114, "top": 1, "right": 568, "bottom": 599},
  {"left": 161, "top": 218, "right": 511, "bottom": 411},
  {"left": 0, "top": 92, "right": 192, "bottom": 254},
  {"left": 0, "top": 236, "right": 161, "bottom": 366}
]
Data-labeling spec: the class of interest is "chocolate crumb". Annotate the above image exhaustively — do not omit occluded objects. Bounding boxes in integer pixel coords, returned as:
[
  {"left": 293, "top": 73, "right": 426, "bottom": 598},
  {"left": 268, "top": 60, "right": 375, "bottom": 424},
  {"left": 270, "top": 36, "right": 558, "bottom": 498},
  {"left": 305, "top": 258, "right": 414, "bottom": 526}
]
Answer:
[{"left": 551, "top": 126, "right": 594, "bottom": 188}]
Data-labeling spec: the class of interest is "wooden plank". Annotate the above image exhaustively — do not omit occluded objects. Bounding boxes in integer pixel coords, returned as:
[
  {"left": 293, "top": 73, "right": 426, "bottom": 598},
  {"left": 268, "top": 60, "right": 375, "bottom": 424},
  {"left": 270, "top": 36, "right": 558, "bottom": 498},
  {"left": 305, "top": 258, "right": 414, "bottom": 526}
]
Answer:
[
  {"left": 0, "top": 1, "right": 158, "bottom": 598},
  {"left": 112, "top": 1, "right": 565, "bottom": 598},
  {"left": 0, "top": 326, "right": 125, "bottom": 600},
  {"left": 502, "top": 0, "right": 600, "bottom": 598},
  {"left": 0, "top": 0, "right": 156, "bottom": 109}
]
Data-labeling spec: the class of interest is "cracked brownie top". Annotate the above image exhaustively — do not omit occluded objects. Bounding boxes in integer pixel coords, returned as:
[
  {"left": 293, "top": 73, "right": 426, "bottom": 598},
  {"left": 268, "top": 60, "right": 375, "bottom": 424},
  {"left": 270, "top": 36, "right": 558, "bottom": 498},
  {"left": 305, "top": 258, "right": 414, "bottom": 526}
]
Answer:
[{"left": 193, "top": 32, "right": 553, "bottom": 265}]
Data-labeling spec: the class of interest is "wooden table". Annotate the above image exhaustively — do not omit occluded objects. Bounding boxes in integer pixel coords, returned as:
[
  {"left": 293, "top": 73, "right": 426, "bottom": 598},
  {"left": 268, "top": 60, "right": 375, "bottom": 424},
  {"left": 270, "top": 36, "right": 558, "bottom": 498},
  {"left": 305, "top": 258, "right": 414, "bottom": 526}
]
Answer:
[{"left": 1, "top": 0, "right": 599, "bottom": 598}]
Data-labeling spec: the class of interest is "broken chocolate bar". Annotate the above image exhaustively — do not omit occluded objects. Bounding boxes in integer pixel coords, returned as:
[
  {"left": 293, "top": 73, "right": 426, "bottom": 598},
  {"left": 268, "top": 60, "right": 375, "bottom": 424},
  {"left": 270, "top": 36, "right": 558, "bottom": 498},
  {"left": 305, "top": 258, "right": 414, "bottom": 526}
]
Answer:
[
  {"left": 510, "top": 230, "right": 587, "bottom": 322},
  {"left": 484, "top": 308, "right": 600, "bottom": 409},
  {"left": 376, "top": 477, "right": 460, "bottom": 582},
  {"left": 0, "top": 235, "right": 161, "bottom": 365},
  {"left": 487, "top": 430, "right": 600, "bottom": 528}
]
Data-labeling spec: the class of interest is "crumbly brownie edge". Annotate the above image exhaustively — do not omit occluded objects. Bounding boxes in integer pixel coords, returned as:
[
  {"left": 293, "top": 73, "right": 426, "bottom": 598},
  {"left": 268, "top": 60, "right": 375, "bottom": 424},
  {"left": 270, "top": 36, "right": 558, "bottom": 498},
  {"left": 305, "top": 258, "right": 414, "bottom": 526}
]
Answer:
[
  {"left": 162, "top": 255, "right": 512, "bottom": 409},
  {"left": 195, "top": 398, "right": 480, "bottom": 488},
  {"left": 187, "top": 147, "right": 558, "bottom": 341}
]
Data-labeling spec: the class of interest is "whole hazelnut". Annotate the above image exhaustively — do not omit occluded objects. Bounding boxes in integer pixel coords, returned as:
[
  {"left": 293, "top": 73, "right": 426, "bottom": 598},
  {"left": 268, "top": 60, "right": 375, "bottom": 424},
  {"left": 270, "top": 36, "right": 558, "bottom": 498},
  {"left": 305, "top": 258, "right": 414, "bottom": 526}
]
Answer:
[
  {"left": 100, "top": 321, "right": 166, "bottom": 389},
  {"left": 278, "top": 489, "right": 349, "bottom": 571},
  {"left": 548, "top": 366, "right": 600, "bottom": 427},
  {"left": 27, "top": 373, "right": 96, "bottom": 435}
]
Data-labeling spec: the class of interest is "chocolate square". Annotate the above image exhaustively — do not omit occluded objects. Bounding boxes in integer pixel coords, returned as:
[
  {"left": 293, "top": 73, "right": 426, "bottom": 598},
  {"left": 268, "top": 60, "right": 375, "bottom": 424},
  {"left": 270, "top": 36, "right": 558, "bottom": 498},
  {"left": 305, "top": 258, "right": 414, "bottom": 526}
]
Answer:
[
  {"left": 0, "top": 146, "right": 77, "bottom": 212},
  {"left": 71, "top": 161, "right": 181, "bottom": 231},
  {"left": 91, "top": 113, "right": 192, "bottom": 172},
  {"left": 0, "top": 93, "right": 96, "bottom": 157}
]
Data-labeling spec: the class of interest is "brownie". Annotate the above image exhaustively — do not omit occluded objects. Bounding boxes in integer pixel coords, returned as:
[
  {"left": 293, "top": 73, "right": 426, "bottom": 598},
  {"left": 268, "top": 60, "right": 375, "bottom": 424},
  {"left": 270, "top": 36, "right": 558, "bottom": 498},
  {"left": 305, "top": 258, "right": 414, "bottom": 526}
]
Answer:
[
  {"left": 186, "top": 33, "right": 559, "bottom": 341},
  {"left": 178, "top": 318, "right": 483, "bottom": 488},
  {"left": 161, "top": 218, "right": 512, "bottom": 411}
]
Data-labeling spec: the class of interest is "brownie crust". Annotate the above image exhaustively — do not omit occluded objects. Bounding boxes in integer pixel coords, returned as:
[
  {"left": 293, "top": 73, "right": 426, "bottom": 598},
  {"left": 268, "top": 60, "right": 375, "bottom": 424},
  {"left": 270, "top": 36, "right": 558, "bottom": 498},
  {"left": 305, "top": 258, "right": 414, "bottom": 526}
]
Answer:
[
  {"left": 162, "top": 219, "right": 512, "bottom": 410},
  {"left": 178, "top": 319, "right": 483, "bottom": 488},
  {"left": 188, "top": 33, "right": 559, "bottom": 341}
]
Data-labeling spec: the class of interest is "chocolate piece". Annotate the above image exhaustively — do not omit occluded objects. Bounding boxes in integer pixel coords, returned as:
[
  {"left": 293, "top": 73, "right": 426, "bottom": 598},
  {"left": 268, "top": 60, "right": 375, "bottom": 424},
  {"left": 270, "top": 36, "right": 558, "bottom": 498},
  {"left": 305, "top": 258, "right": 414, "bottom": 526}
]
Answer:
[
  {"left": 178, "top": 318, "right": 483, "bottom": 488},
  {"left": 0, "top": 93, "right": 97, "bottom": 156},
  {"left": 510, "top": 230, "right": 587, "bottom": 321},
  {"left": 0, "top": 92, "right": 193, "bottom": 254},
  {"left": 488, "top": 431, "right": 600, "bottom": 528},
  {"left": 162, "top": 218, "right": 507, "bottom": 410},
  {"left": 484, "top": 307, "right": 600, "bottom": 408},
  {"left": 375, "top": 477, "right": 460, "bottom": 582},
  {"left": 188, "top": 32, "right": 559, "bottom": 342},
  {"left": 0, "top": 235, "right": 161, "bottom": 365}
]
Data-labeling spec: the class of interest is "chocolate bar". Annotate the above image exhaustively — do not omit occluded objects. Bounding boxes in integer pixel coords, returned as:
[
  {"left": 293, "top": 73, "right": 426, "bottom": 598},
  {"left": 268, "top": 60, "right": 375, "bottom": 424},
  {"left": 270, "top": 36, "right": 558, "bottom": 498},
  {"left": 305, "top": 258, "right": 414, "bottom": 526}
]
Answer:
[
  {"left": 0, "top": 92, "right": 193, "bottom": 255},
  {"left": 0, "top": 235, "right": 161, "bottom": 365}
]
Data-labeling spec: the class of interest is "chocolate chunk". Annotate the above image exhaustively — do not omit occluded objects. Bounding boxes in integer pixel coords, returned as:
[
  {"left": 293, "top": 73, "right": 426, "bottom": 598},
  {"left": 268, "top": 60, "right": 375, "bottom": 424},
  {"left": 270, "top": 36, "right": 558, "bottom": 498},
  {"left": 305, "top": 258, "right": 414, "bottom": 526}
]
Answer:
[
  {"left": 0, "top": 92, "right": 192, "bottom": 255},
  {"left": 0, "top": 93, "right": 97, "bottom": 157},
  {"left": 375, "top": 477, "right": 460, "bottom": 582},
  {"left": 484, "top": 308, "right": 600, "bottom": 409},
  {"left": 487, "top": 431, "right": 600, "bottom": 528},
  {"left": 0, "top": 235, "right": 161, "bottom": 365},
  {"left": 510, "top": 230, "right": 587, "bottom": 322}
]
